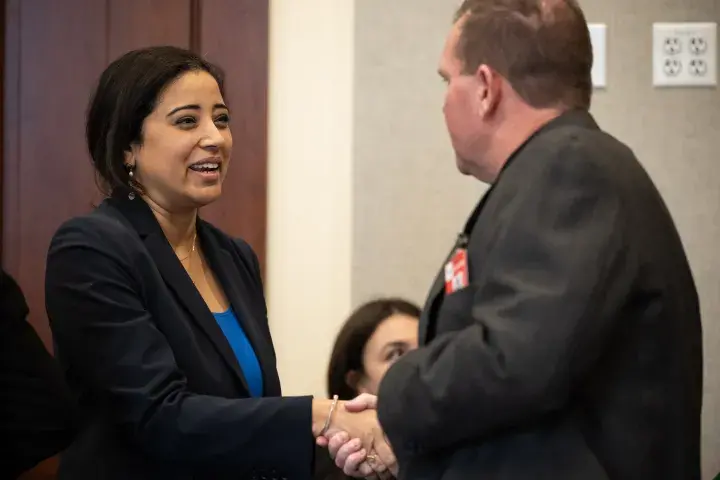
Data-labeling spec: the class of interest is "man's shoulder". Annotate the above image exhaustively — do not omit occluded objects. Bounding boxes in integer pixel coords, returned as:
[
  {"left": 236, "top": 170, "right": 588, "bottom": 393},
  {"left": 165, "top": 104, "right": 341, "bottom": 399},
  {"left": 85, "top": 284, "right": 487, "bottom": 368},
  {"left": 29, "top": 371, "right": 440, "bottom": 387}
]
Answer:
[
  {"left": 514, "top": 120, "right": 640, "bottom": 184},
  {"left": 539, "top": 121, "right": 634, "bottom": 162}
]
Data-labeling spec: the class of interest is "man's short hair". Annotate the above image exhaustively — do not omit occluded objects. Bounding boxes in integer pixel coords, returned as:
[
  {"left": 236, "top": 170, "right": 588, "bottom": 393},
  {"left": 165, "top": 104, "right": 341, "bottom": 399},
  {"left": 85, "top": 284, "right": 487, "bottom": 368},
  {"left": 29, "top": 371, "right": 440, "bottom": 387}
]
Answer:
[{"left": 454, "top": 0, "right": 593, "bottom": 110}]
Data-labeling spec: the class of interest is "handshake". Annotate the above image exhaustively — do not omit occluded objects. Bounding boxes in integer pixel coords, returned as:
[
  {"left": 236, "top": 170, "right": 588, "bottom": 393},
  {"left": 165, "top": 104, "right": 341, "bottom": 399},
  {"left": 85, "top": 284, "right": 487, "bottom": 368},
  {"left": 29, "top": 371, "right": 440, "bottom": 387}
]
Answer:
[{"left": 314, "top": 394, "right": 398, "bottom": 478}]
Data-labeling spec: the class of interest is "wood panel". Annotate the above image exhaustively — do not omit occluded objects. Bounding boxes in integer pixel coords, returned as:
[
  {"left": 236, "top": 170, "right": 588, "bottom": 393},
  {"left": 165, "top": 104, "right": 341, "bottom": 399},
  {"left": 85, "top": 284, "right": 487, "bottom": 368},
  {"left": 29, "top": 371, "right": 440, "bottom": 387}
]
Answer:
[
  {"left": 3, "top": 0, "right": 108, "bottom": 349},
  {"left": 108, "top": 0, "right": 191, "bottom": 58},
  {"left": 2, "top": 0, "right": 20, "bottom": 269},
  {"left": 0, "top": 0, "right": 5, "bottom": 261},
  {"left": 198, "top": 0, "right": 269, "bottom": 275}
]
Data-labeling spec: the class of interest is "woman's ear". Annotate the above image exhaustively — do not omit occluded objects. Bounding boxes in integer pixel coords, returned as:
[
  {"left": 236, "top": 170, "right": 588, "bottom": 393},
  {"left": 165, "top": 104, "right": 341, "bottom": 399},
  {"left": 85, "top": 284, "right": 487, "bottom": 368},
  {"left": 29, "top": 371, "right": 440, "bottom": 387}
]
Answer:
[
  {"left": 345, "top": 370, "right": 369, "bottom": 395},
  {"left": 124, "top": 149, "right": 134, "bottom": 166}
]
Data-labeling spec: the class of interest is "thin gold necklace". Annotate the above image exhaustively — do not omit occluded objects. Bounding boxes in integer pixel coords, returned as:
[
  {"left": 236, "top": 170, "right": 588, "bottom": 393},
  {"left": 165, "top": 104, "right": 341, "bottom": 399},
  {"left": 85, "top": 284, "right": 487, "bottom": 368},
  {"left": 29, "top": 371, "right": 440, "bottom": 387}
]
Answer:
[{"left": 178, "top": 233, "right": 197, "bottom": 263}]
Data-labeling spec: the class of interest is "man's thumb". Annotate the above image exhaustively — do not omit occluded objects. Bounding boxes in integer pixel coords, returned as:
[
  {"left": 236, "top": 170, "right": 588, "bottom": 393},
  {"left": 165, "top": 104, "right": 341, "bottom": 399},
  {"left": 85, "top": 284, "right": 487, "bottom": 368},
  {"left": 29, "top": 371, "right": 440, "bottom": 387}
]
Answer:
[{"left": 344, "top": 393, "right": 378, "bottom": 412}]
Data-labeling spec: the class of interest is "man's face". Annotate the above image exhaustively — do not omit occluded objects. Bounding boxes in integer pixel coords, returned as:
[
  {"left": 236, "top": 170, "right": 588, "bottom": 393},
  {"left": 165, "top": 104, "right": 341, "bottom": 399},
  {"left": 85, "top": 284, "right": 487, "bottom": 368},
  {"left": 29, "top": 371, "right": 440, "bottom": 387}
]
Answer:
[{"left": 438, "top": 20, "right": 489, "bottom": 177}]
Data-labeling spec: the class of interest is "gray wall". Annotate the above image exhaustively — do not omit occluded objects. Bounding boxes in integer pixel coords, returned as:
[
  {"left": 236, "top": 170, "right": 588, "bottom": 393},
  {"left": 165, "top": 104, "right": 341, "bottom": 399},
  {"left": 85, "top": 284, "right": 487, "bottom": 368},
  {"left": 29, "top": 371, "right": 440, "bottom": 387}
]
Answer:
[
  {"left": 352, "top": 0, "right": 720, "bottom": 477},
  {"left": 352, "top": 1, "right": 482, "bottom": 307}
]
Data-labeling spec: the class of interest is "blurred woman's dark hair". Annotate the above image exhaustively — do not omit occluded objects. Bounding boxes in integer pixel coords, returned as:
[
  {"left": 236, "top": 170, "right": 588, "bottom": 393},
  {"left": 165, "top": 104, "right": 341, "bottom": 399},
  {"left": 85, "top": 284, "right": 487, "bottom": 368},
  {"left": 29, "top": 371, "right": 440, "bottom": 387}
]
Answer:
[
  {"left": 85, "top": 45, "right": 225, "bottom": 196},
  {"left": 326, "top": 298, "right": 421, "bottom": 399}
]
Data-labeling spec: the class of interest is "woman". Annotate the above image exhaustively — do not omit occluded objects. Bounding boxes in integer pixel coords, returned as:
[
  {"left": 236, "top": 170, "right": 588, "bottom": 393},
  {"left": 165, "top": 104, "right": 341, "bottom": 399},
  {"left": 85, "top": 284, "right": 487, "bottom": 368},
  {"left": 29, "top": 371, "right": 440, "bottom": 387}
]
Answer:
[
  {"left": 45, "top": 46, "right": 384, "bottom": 479},
  {"left": 314, "top": 298, "right": 420, "bottom": 480}
]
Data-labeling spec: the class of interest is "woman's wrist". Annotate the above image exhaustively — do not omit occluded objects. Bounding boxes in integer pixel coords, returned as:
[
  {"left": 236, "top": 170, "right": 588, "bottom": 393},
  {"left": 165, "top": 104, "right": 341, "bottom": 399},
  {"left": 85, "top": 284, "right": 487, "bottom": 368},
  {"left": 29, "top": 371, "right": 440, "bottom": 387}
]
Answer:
[{"left": 311, "top": 398, "right": 333, "bottom": 437}]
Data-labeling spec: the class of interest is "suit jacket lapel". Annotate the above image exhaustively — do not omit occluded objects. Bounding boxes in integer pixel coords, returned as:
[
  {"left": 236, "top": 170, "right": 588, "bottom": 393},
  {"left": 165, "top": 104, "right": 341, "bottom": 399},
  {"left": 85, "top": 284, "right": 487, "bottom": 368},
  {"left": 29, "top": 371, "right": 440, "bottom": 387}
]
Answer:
[
  {"left": 418, "top": 265, "right": 447, "bottom": 346},
  {"left": 418, "top": 185, "right": 496, "bottom": 346},
  {"left": 199, "top": 225, "right": 278, "bottom": 396},
  {"left": 108, "top": 191, "right": 251, "bottom": 393}
]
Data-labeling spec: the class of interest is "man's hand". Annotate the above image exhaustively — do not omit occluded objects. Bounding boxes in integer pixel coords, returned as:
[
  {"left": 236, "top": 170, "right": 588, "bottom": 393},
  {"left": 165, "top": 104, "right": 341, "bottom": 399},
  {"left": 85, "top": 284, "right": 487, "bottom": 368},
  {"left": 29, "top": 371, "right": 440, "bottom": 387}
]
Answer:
[
  {"left": 345, "top": 393, "right": 378, "bottom": 412},
  {"left": 323, "top": 407, "right": 387, "bottom": 477},
  {"left": 327, "top": 430, "right": 396, "bottom": 478}
]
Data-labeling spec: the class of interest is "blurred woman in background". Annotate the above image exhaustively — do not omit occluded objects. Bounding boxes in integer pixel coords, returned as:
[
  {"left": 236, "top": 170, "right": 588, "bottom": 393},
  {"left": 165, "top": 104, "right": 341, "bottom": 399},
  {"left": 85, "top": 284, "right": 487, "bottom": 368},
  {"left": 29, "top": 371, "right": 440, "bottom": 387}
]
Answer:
[{"left": 314, "top": 298, "right": 420, "bottom": 480}]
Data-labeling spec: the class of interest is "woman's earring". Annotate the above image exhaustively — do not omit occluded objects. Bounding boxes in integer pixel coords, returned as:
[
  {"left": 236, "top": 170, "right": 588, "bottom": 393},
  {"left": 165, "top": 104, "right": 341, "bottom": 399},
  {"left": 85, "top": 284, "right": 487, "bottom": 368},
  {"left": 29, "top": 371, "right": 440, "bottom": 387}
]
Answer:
[{"left": 125, "top": 163, "right": 136, "bottom": 200}]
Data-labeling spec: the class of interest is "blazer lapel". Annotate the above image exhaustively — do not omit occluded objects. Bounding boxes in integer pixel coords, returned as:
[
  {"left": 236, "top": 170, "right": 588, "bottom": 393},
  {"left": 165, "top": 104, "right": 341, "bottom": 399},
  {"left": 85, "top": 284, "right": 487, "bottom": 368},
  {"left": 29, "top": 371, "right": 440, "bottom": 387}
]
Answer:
[
  {"left": 418, "top": 184, "right": 496, "bottom": 345},
  {"left": 199, "top": 226, "right": 277, "bottom": 396},
  {"left": 108, "top": 191, "right": 251, "bottom": 392},
  {"left": 418, "top": 265, "right": 447, "bottom": 346}
]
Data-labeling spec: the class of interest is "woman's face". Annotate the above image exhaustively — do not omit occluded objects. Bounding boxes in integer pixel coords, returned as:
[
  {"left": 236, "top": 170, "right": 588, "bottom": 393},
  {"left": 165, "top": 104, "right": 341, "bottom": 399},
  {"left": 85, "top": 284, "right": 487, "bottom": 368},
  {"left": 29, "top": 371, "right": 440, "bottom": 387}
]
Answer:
[
  {"left": 126, "top": 70, "right": 232, "bottom": 211},
  {"left": 355, "top": 314, "right": 419, "bottom": 395}
]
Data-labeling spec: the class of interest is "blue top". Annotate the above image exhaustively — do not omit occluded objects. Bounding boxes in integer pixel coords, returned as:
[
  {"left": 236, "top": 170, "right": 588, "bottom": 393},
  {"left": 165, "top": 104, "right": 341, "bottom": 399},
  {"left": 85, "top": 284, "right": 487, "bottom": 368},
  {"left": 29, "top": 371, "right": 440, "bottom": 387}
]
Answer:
[{"left": 213, "top": 309, "right": 264, "bottom": 397}]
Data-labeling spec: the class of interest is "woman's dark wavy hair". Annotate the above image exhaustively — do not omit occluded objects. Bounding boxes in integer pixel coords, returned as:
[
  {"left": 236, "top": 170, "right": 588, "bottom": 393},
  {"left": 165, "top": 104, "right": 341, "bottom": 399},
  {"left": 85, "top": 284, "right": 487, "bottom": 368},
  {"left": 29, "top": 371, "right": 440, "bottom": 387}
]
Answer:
[
  {"left": 86, "top": 45, "right": 225, "bottom": 196},
  {"left": 326, "top": 298, "right": 420, "bottom": 400}
]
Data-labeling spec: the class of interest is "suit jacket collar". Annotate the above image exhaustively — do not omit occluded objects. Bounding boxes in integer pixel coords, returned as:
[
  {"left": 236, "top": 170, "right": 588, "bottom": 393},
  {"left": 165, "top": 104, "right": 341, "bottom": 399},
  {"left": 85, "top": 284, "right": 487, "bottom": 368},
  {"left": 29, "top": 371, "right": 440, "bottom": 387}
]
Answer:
[
  {"left": 418, "top": 109, "right": 599, "bottom": 345},
  {"left": 105, "top": 188, "right": 262, "bottom": 394},
  {"left": 495, "top": 109, "right": 599, "bottom": 182},
  {"left": 198, "top": 225, "right": 278, "bottom": 396}
]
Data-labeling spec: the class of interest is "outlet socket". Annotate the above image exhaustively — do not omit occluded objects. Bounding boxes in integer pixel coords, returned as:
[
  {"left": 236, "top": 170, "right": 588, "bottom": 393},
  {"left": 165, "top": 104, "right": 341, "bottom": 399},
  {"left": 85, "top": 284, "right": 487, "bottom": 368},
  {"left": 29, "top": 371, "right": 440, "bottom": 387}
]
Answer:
[{"left": 653, "top": 22, "right": 717, "bottom": 87}]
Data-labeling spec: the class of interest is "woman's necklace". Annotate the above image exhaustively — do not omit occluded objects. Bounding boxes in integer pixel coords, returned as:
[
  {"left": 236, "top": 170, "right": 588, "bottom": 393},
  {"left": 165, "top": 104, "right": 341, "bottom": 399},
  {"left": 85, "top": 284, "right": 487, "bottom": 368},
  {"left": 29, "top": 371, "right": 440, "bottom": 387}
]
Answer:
[{"left": 178, "top": 233, "right": 197, "bottom": 264}]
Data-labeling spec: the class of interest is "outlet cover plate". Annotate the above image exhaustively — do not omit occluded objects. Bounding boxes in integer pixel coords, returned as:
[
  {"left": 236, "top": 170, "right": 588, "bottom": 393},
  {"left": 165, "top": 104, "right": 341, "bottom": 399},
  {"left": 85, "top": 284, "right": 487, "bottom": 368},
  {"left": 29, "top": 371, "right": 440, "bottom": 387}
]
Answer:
[
  {"left": 588, "top": 23, "right": 607, "bottom": 88},
  {"left": 653, "top": 22, "right": 717, "bottom": 87}
]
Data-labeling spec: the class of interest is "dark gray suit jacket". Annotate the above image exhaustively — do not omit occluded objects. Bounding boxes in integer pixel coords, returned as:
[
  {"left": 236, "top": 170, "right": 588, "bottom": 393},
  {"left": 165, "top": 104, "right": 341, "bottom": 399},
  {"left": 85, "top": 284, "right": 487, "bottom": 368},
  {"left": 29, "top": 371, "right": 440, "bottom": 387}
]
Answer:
[{"left": 376, "top": 110, "right": 703, "bottom": 479}]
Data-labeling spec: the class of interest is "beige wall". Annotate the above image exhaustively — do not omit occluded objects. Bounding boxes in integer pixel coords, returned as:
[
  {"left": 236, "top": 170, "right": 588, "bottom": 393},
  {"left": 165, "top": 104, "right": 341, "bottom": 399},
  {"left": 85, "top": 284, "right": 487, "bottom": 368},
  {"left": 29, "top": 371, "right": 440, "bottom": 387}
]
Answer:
[
  {"left": 268, "top": 0, "right": 719, "bottom": 476},
  {"left": 266, "top": 0, "right": 354, "bottom": 398}
]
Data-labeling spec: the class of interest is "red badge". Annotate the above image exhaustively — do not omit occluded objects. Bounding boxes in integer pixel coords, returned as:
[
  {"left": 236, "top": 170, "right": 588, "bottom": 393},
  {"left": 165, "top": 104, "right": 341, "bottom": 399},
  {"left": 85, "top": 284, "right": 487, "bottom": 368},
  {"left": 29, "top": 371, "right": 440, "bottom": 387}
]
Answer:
[{"left": 444, "top": 248, "right": 469, "bottom": 294}]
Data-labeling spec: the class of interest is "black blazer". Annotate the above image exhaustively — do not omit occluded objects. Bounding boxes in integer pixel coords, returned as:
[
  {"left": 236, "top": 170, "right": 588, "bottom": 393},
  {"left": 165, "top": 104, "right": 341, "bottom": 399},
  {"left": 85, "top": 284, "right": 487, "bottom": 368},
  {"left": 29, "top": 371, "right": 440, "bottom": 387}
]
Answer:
[
  {"left": 45, "top": 190, "right": 315, "bottom": 480},
  {"left": 0, "top": 269, "right": 78, "bottom": 478},
  {"left": 376, "top": 111, "right": 703, "bottom": 479}
]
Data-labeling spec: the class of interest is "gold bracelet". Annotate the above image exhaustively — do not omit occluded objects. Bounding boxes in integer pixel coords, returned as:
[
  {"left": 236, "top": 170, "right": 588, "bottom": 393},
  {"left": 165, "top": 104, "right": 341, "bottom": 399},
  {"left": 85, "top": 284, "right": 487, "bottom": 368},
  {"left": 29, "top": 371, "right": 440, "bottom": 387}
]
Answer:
[{"left": 319, "top": 394, "right": 339, "bottom": 436}]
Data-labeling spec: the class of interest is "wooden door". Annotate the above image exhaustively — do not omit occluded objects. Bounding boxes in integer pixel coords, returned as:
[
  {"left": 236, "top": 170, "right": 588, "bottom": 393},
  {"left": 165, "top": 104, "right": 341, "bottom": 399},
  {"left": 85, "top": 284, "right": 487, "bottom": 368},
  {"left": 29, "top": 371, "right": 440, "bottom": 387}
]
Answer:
[{"left": 1, "top": 0, "right": 269, "bottom": 353}]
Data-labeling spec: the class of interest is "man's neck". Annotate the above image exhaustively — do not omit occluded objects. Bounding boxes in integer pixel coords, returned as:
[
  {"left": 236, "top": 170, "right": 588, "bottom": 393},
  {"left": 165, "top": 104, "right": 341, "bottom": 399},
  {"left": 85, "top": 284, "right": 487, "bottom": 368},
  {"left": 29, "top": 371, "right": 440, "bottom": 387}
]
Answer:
[{"left": 483, "top": 107, "right": 565, "bottom": 183}]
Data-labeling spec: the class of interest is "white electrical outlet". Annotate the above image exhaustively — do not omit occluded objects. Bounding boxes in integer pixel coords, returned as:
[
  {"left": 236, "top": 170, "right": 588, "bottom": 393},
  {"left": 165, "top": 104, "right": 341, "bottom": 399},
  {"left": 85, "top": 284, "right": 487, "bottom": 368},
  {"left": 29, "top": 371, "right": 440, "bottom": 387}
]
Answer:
[
  {"left": 653, "top": 22, "right": 717, "bottom": 87},
  {"left": 588, "top": 23, "right": 607, "bottom": 88}
]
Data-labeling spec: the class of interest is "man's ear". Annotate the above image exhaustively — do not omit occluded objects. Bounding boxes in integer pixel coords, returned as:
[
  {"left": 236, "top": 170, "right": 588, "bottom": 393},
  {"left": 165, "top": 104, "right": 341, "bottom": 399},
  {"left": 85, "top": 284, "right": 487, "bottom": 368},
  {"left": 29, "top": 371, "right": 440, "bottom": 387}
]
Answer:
[{"left": 475, "top": 64, "right": 502, "bottom": 118}]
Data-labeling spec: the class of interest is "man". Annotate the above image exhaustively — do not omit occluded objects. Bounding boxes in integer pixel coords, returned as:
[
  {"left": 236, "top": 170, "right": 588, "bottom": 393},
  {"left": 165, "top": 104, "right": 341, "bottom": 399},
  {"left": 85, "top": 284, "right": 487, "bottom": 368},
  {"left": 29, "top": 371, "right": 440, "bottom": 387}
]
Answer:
[
  {"left": 326, "top": 0, "right": 703, "bottom": 478},
  {"left": 0, "top": 268, "right": 78, "bottom": 478}
]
